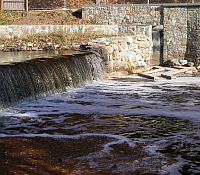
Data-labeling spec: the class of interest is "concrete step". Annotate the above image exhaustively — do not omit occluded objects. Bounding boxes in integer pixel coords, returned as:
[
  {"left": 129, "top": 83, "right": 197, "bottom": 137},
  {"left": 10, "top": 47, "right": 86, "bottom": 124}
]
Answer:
[
  {"left": 161, "top": 67, "right": 195, "bottom": 80},
  {"left": 138, "top": 66, "right": 195, "bottom": 80}
]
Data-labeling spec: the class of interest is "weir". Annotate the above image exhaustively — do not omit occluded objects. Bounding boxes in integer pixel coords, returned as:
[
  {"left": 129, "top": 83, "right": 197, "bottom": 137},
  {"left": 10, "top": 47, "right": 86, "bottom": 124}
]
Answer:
[{"left": 0, "top": 52, "right": 106, "bottom": 104}]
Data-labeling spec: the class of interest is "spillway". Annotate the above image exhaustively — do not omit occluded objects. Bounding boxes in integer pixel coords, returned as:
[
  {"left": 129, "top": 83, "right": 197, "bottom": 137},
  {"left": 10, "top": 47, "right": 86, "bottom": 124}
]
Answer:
[{"left": 0, "top": 52, "right": 105, "bottom": 104}]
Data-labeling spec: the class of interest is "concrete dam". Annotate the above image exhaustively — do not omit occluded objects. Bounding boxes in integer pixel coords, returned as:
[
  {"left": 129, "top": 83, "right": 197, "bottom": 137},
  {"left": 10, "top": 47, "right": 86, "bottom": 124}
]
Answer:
[{"left": 0, "top": 52, "right": 105, "bottom": 104}]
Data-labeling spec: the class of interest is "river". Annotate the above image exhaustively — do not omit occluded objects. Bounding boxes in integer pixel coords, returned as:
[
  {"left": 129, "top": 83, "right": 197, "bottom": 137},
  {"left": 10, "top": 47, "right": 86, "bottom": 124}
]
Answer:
[{"left": 0, "top": 75, "right": 199, "bottom": 175}]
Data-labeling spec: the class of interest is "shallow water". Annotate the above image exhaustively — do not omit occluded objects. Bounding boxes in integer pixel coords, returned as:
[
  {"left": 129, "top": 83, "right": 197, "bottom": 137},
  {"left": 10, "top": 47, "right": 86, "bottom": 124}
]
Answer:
[
  {"left": 0, "top": 50, "right": 85, "bottom": 64},
  {"left": 0, "top": 75, "right": 200, "bottom": 174}
]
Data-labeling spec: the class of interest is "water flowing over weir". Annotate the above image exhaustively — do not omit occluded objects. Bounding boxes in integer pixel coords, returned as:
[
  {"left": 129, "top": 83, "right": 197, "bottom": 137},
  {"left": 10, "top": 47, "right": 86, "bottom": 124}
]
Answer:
[{"left": 0, "top": 52, "right": 106, "bottom": 104}]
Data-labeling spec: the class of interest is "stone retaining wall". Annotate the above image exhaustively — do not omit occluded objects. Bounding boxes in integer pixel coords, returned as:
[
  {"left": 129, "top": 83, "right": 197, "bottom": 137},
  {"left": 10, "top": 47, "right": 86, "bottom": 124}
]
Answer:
[
  {"left": 163, "top": 7, "right": 188, "bottom": 61},
  {"left": 82, "top": 4, "right": 161, "bottom": 29},
  {"left": 163, "top": 6, "right": 200, "bottom": 64},
  {"left": 0, "top": 24, "right": 152, "bottom": 73},
  {"left": 185, "top": 7, "right": 200, "bottom": 65},
  {"left": 87, "top": 34, "right": 152, "bottom": 73},
  {"left": 0, "top": 25, "right": 119, "bottom": 39},
  {"left": 83, "top": 4, "right": 200, "bottom": 65}
]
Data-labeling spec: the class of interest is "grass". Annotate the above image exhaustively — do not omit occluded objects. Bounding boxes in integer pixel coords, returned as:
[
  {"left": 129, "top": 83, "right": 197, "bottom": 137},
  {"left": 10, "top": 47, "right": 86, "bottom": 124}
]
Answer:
[
  {"left": 33, "top": 11, "right": 63, "bottom": 18},
  {"left": 0, "top": 10, "right": 92, "bottom": 25},
  {"left": 0, "top": 30, "right": 118, "bottom": 49},
  {"left": 0, "top": 11, "right": 27, "bottom": 25}
]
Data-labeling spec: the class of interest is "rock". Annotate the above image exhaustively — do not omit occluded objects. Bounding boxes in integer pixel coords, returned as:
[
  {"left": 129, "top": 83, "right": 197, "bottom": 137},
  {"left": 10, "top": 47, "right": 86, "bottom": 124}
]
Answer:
[
  {"left": 104, "top": 46, "right": 114, "bottom": 54},
  {"left": 186, "top": 62, "right": 194, "bottom": 67},
  {"left": 27, "top": 43, "right": 33, "bottom": 47},
  {"left": 54, "top": 44, "right": 60, "bottom": 50},
  {"left": 47, "top": 42, "right": 53, "bottom": 46},
  {"left": 137, "top": 37, "right": 146, "bottom": 41},
  {"left": 163, "top": 59, "right": 181, "bottom": 67},
  {"left": 118, "top": 46, "right": 123, "bottom": 52},
  {"left": 179, "top": 59, "right": 188, "bottom": 66},
  {"left": 32, "top": 47, "right": 39, "bottom": 51},
  {"left": 80, "top": 44, "right": 91, "bottom": 50},
  {"left": 20, "top": 45, "right": 27, "bottom": 51},
  {"left": 0, "top": 44, "right": 4, "bottom": 51}
]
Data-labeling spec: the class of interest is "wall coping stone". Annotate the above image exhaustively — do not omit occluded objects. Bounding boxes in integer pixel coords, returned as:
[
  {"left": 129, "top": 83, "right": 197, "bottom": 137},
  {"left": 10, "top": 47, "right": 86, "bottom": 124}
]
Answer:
[{"left": 83, "top": 3, "right": 200, "bottom": 8}]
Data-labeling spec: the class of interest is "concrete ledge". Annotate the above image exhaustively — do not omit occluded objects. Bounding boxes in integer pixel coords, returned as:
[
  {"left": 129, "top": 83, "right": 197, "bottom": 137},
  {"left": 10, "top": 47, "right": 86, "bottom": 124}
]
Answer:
[
  {"left": 0, "top": 25, "right": 119, "bottom": 39},
  {"left": 83, "top": 3, "right": 200, "bottom": 8}
]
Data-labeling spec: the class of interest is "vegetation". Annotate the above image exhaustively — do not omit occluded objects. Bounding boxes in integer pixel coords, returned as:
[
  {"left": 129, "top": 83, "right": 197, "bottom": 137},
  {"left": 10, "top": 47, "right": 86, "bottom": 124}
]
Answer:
[
  {"left": 0, "top": 10, "right": 91, "bottom": 25},
  {"left": 0, "top": 11, "right": 27, "bottom": 25},
  {"left": 0, "top": 30, "right": 118, "bottom": 50}
]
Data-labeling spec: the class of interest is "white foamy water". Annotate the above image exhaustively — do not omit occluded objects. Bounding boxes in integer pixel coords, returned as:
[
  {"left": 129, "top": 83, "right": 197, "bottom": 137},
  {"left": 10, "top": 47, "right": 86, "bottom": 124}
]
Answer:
[
  {"left": 0, "top": 75, "right": 199, "bottom": 137},
  {"left": 1, "top": 76, "right": 200, "bottom": 122},
  {"left": 0, "top": 75, "right": 200, "bottom": 174}
]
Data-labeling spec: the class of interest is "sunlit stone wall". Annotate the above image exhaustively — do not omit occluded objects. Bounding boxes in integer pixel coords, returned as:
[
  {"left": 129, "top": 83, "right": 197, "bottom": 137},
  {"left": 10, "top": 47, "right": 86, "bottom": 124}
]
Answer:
[
  {"left": 87, "top": 28, "right": 153, "bottom": 73},
  {"left": 83, "top": 4, "right": 200, "bottom": 65}
]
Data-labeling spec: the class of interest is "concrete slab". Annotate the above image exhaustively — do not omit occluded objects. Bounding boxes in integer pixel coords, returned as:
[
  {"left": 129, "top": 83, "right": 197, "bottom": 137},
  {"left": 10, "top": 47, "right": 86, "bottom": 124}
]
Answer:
[
  {"left": 161, "top": 67, "right": 194, "bottom": 80},
  {"left": 138, "top": 66, "right": 195, "bottom": 80}
]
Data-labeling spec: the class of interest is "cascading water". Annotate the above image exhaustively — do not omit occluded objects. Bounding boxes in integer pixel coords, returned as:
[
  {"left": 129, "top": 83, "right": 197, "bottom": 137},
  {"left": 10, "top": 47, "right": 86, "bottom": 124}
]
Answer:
[
  {"left": 0, "top": 51, "right": 200, "bottom": 175},
  {"left": 0, "top": 52, "right": 106, "bottom": 104}
]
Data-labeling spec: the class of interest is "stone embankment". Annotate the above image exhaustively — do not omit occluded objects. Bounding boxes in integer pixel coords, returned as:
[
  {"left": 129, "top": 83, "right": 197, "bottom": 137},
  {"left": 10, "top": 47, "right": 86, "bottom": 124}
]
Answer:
[
  {"left": 84, "top": 34, "right": 152, "bottom": 73},
  {"left": 0, "top": 25, "right": 118, "bottom": 52},
  {"left": 83, "top": 4, "right": 200, "bottom": 65},
  {"left": 0, "top": 24, "right": 153, "bottom": 74}
]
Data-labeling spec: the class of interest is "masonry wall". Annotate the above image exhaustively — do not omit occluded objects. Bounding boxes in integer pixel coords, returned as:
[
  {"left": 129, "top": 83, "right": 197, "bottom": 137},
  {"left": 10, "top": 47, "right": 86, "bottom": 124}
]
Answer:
[
  {"left": 82, "top": 4, "right": 161, "bottom": 32},
  {"left": 163, "top": 7, "right": 188, "bottom": 61},
  {"left": 0, "top": 25, "right": 118, "bottom": 39},
  {"left": 0, "top": 24, "right": 153, "bottom": 73},
  {"left": 185, "top": 7, "right": 200, "bottom": 65},
  {"left": 88, "top": 26, "right": 153, "bottom": 73},
  {"left": 0, "top": 25, "right": 118, "bottom": 51},
  {"left": 83, "top": 4, "right": 200, "bottom": 65},
  {"left": 163, "top": 6, "right": 200, "bottom": 64}
]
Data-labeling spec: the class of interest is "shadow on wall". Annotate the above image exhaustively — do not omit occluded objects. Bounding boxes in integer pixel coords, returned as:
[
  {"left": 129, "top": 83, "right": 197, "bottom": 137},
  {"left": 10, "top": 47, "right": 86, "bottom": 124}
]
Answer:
[
  {"left": 152, "top": 6, "right": 164, "bottom": 66},
  {"left": 160, "top": 7, "right": 164, "bottom": 65},
  {"left": 185, "top": 7, "right": 200, "bottom": 66}
]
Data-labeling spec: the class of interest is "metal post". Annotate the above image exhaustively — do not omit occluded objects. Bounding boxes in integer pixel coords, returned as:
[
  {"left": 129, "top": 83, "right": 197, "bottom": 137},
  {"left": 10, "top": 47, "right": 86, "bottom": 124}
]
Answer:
[{"left": 25, "top": 0, "right": 28, "bottom": 12}]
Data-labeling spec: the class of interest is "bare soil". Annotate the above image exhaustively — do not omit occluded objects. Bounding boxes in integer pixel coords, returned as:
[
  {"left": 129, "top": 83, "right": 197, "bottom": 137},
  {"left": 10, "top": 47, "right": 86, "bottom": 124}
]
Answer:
[{"left": 0, "top": 11, "right": 91, "bottom": 25}]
